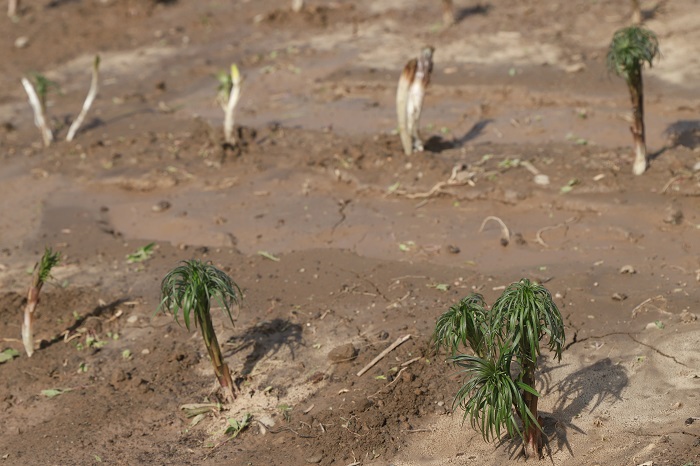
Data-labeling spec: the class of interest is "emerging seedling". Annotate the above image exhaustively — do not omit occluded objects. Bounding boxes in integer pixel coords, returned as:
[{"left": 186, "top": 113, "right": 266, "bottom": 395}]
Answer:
[
  {"left": 630, "top": 0, "right": 642, "bottom": 24},
  {"left": 433, "top": 279, "right": 565, "bottom": 459},
  {"left": 8, "top": 0, "right": 19, "bottom": 17},
  {"left": 159, "top": 260, "right": 242, "bottom": 402},
  {"left": 607, "top": 26, "right": 660, "bottom": 175},
  {"left": 66, "top": 55, "right": 100, "bottom": 142},
  {"left": 217, "top": 64, "right": 242, "bottom": 146},
  {"left": 21, "top": 74, "right": 57, "bottom": 147},
  {"left": 441, "top": 0, "right": 455, "bottom": 27},
  {"left": 291, "top": 0, "right": 304, "bottom": 12},
  {"left": 126, "top": 242, "right": 155, "bottom": 264},
  {"left": 22, "top": 247, "right": 61, "bottom": 357},
  {"left": 396, "top": 46, "right": 434, "bottom": 155},
  {"left": 225, "top": 413, "right": 252, "bottom": 438}
]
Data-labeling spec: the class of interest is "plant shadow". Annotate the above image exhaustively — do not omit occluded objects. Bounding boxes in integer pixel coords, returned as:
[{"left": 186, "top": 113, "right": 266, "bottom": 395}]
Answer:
[
  {"left": 663, "top": 120, "right": 700, "bottom": 149},
  {"left": 641, "top": 1, "right": 667, "bottom": 21},
  {"left": 455, "top": 3, "right": 491, "bottom": 23},
  {"left": 225, "top": 318, "right": 303, "bottom": 378},
  {"left": 496, "top": 357, "right": 627, "bottom": 459},
  {"left": 455, "top": 119, "right": 493, "bottom": 147},
  {"left": 424, "top": 135, "right": 455, "bottom": 153},
  {"left": 544, "top": 357, "right": 628, "bottom": 458},
  {"left": 40, "top": 298, "right": 129, "bottom": 351}
]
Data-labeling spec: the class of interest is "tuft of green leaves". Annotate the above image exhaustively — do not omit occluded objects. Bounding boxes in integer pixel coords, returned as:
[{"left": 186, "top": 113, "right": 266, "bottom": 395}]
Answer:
[
  {"left": 37, "top": 247, "right": 61, "bottom": 284},
  {"left": 491, "top": 278, "right": 565, "bottom": 364},
  {"left": 433, "top": 293, "right": 489, "bottom": 358},
  {"left": 126, "top": 243, "right": 155, "bottom": 264},
  {"left": 607, "top": 26, "right": 660, "bottom": 80},
  {"left": 452, "top": 351, "right": 538, "bottom": 442},
  {"left": 30, "top": 73, "right": 60, "bottom": 109},
  {"left": 159, "top": 260, "right": 241, "bottom": 331}
]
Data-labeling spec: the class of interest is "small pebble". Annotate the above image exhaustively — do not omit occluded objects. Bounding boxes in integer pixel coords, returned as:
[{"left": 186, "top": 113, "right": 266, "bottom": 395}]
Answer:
[
  {"left": 14, "top": 36, "right": 29, "bottom": 48},
  {"left": 327, "top": 343, "right": 357, "bottom": 363},
  {"left": 127, "top": 315, "right": 138, "bottom": 324},
  {"left": 663, "top": 206, "right": 683, "bottom": 225},
  {"left": 305, "top": 453, "right": 322, "bottom": 464},
  {"left": 152, "top": 200, "right": 171, "bottom": 212},
  {"left": 534, "top": 174, "right": 550, "bottom": 186}
]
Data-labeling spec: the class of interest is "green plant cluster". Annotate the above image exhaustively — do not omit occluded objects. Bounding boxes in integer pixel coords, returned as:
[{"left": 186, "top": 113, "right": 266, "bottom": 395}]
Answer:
[{"left": 433, "top": 279, "right": 565, "bottom": 443}]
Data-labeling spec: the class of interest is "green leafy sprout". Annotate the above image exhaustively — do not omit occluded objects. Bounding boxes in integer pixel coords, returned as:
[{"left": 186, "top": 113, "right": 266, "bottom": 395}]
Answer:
[
  {"left": 159, "top": 260, "right": 242, "bottom": 402},
  {"left": 22, "top": 247, "right": 61, "bottom": 357},
  {"left": 126, "top": 243, "right": 155, "bottom": 264},
  {"left": 432, "top": 278, "right": 565, "bottom": 459},
  {"left": 30, "top": 73, "right": 60, "bottom": 113},
  {"left": 606, "top": 26, "right": 660, "bottom": 175},
  {"left": 224, "top": 413, "right": 252, "bottom": 438}
]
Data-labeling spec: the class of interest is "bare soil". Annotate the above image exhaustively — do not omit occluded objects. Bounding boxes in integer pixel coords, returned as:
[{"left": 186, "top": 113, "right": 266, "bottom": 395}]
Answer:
[{"left": 1, "top": 1, "right": 699, "bottom": 465}]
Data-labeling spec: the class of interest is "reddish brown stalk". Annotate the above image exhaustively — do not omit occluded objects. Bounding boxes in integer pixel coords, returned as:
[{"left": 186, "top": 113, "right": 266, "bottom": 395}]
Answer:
[
  {"left": 22, "top": 270, "right": 45, "bottom": 357},
  {"left": 627, "top": 69, "right": 648, "bottom": 175},
  {"left": 520, "top": 361, "right": 543, "bottom": 459},
  {"left": 197, "top": 311, "right": 236, "bottom": 402}
]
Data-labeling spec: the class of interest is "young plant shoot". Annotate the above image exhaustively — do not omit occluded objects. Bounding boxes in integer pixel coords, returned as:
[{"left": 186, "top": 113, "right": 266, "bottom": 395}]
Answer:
[
  {"left": 442, "top": 0, "right": 455, "bottom": 27},
  {"left": 159, "top": 260, "right": 242, "bottom": 402},
  {"left": 8, "top": 0, "right": 19, "bottom": 17},
  {"left": 396, "top": 46, "right": 434, "bottom": 155},
  {"left": 21, "top": 74, "right": 55, "bottom": 147},
  {"left": 217, "top": 64, "right": 242, "bottom": 146},
  {"left": 607, "top": 26, "right": 660, "bottom": 175},
  {"left": 630, "top": 0, "right": 642, "bottom": 24},
  {"left": 22, "top": 248, "right": 61, "bottom": 357},
  {"left": 291, "top": 0, "right": 304, "bottom": 13},
  {"left": 66, "top": 55, "right": 100, "bottom": 142},
  {"left": 433, "top": 279, "right": 565, "bottom": 459}
]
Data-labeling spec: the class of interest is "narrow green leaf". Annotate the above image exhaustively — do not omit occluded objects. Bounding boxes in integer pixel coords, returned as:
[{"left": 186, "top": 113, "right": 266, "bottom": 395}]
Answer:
[
  {"left": 257, "top": 251, "right": 280, "bottom": 262},
  {"left": 41, "top": 388, "right": 73, "bottom": 398},
  {"left": 0, "top": 348, "right": 19, "bottom": 363}
]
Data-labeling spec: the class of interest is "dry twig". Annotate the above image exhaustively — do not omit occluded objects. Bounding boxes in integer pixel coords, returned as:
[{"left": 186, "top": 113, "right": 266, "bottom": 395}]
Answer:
[
  {"left": 356, "top": 334, "right": 411, "bottom": 377},
  {"left": 479, "top": 216, "right": 510, "bottom": 246},
  {"left": 535, "top": 216, "right": 578, "bottom": 248},
  {"left": 392, "top": 164, "right": 475, "bottom": 199}
]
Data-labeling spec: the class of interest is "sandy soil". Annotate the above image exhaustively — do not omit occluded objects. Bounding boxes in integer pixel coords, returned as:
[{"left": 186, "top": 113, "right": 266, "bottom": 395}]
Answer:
[{"left": 1, "top": 1, "right": 699, "bottom": 465}]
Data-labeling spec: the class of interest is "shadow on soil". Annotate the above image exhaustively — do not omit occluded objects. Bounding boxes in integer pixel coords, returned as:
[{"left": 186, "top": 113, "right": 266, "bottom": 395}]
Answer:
[
  {"left": 425, "top": 119, "right": 493, "bottom": 153},
  {"left": 455, "top": 119, "right": 493, "bottom": 146},
  {"left": 40, "top": 297, "right": 129, "bottom": 351},
  {"left": 545, "top": 358, "right": 628, "bottom": 458},
  {"left": 455, "top": 3, "right": 492, "bottom": 23},
  {"left": 496, "top": 357, "right": 628, "bottom": 460},
  {"left": 664, "top": 120, "right": 700, "bottom": 149},
  {"left": 225, "top": 318, "right": 303, "bottom": 377}
]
